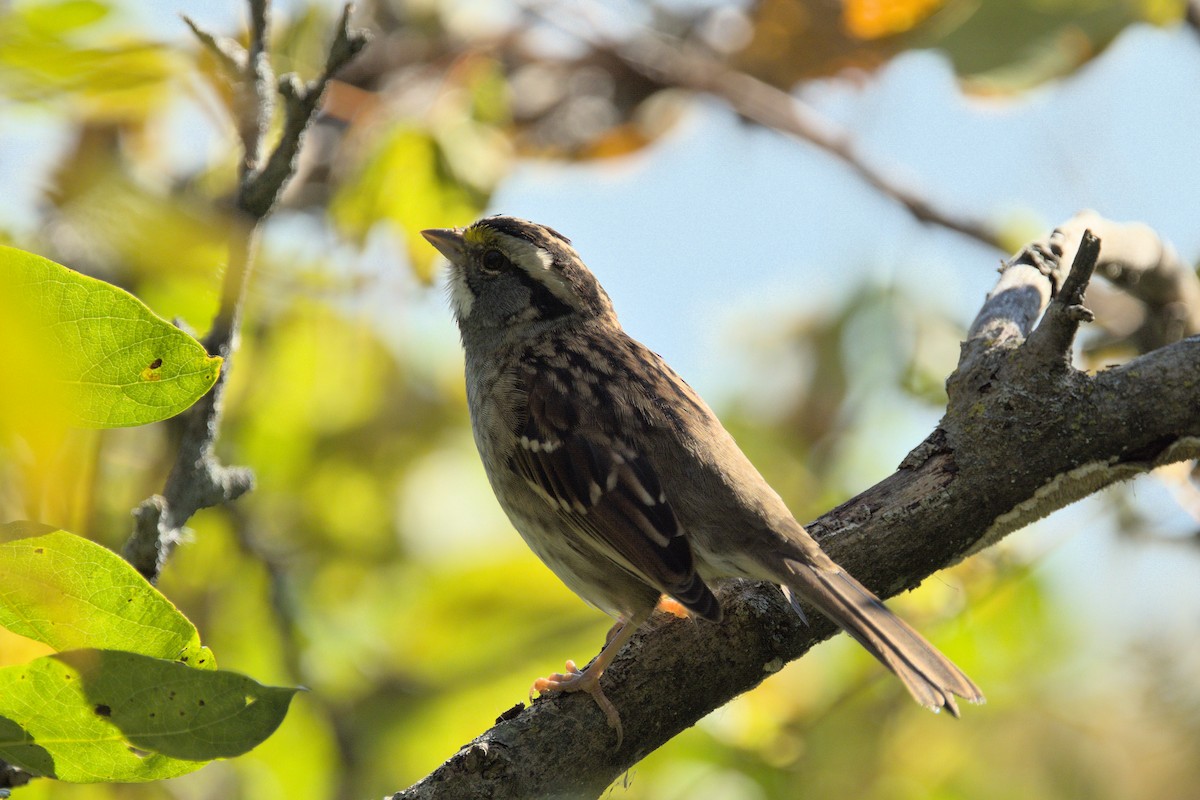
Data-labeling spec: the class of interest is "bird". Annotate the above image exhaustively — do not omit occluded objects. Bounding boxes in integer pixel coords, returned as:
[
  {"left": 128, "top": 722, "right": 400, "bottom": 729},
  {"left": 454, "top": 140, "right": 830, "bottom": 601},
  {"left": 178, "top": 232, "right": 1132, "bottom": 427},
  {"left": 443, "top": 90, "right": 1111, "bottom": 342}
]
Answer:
[{"left": 421, "top": 216, "right": 983, "bottom": 745}]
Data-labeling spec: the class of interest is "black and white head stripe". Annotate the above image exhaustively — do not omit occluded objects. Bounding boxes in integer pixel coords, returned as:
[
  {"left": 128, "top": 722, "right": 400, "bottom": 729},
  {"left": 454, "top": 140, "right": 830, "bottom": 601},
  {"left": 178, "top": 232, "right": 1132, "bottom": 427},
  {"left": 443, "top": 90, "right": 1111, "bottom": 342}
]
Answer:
[
  {"left": 476, "top": 215, "right": 572, "bottom": 249},
  {"left": 467, "top": 216, "right": 615, "bottom": 320}
]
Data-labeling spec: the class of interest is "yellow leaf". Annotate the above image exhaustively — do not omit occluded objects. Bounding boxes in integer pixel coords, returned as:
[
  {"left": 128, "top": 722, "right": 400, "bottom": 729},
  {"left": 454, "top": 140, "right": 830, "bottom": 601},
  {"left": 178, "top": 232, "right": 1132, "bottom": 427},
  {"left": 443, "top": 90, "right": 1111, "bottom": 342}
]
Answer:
[{"left": 843, "top": 0, "right": 947, "bottom": 39}]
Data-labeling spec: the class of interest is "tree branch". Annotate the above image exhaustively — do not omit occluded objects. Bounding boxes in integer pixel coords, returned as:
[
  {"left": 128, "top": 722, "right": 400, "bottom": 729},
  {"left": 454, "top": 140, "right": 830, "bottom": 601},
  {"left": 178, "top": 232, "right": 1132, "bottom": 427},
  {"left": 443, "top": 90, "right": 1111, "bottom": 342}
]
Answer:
[
  {"left": 587, "top": 28, "right": 1005, "bottom": 250},
  {"left": 391, "top": 215, "right": 1200, "bottom": 799},
  {"left": 968, "top": 210, "right": 1200, "bottom": 361},
  {"left": 0, "top": 760, "right": 31, "bottom": 793},
  {"left": 1074, "top": 211, "right": 1200, "bottom": 350},
  {"left": 1021, "top": 229, "right": 1099, "bottom": 365},
  {"left": 123, "top": 2, "right": 369, "bottom": 581},
  {"left": 240, "top": 3, "right": 369, "bottom": 218}
]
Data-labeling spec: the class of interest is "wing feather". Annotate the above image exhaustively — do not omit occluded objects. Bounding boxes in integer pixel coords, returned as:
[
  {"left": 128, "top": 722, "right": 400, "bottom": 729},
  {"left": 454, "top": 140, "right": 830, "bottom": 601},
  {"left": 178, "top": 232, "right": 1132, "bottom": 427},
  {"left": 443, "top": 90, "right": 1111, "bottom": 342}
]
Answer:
[{"left": 509, "top": 371, "right": 721, "bottom": 621}]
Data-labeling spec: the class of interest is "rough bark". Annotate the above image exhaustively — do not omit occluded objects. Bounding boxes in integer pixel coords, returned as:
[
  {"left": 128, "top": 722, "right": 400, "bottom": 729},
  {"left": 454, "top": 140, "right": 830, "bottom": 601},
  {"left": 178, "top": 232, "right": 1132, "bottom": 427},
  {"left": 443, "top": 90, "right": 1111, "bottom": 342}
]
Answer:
[{"left": 391, "top": 214, "right": 1200, "bottom": 800}]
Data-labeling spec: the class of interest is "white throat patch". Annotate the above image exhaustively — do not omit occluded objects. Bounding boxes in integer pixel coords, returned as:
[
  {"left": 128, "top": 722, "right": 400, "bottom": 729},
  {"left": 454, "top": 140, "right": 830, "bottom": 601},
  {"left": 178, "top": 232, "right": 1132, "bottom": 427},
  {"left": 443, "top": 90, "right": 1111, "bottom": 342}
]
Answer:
[{"left": 447, "top": 265, "right": 474, "bottom": 319}]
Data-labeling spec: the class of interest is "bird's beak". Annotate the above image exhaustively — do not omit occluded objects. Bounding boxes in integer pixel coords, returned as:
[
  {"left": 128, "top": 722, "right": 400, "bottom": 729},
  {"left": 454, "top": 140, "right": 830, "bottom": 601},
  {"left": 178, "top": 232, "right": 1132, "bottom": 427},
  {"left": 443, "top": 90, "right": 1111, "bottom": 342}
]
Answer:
[{"left": 421, "top": 228, "right": 466, "bottom": 263}]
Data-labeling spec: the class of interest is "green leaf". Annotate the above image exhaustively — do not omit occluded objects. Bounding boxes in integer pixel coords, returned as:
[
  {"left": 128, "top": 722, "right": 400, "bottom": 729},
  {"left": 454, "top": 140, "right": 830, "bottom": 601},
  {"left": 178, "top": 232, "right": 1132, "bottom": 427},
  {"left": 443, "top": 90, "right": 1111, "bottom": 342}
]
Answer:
[
  {"left": 330, "top": 126, "right": 487, "bottom": 283},
  {"left": 0, "top": 650, "right": 299, "bottom": 782},
  {"left": 0, "top": 0, "right": 177, "bottom": 121},
  {"left": 0, "top": 528, "right": 213, "bottom": 669},
  {"left": 0, "top": 246, "right": 221, "bottom": 428},
  {"left": 905, "top": 0, "right": 1184, "bottom": 92}
]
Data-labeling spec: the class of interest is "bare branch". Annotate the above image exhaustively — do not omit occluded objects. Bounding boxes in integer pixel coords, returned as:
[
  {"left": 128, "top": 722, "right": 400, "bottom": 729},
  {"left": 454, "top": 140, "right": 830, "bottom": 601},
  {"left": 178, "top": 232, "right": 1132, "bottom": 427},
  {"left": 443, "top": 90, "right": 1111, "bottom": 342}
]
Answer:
[
  {"left": 968, "top": 227, "right": 1068, "bottom": 349},
  {"left": 182, "top": 14, "right": 245, "bottom": 78},
  {"left": 240, "top": 3, "right": 370, "bottom": 218},
  {"left": 1022, "top": 230, "right": 1099, "bottom": 365},
  {"left": 391, "top": 216, "right": 1200, "bottom": 799},
  {"left": 0, "top": 760, "right": 31, "bottom": 791},
  {"left": 123, "top": 3, "right": 368, "bottom": 581},
  {"left": 598, "top": 32, "right": 1004, "bottom": 250},
  {"left": 967, "top": 210, "right": 1200, "bottom": 363},
  {"left": 1073, "top": 211, "right": 1200, "bottom": 350}
]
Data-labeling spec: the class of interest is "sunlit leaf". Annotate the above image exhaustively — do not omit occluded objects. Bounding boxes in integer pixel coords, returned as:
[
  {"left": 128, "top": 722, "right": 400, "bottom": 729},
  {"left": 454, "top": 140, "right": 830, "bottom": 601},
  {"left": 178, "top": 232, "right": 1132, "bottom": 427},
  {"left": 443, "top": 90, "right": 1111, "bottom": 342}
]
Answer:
[
  {"left": 0, "top": 246, "right": 221, "bottom": 428},
  {"left": 49, "top": 155, "right": 230, "bottom": 302},
  {"left": 843, "top": 0, "right": 947, "bottom": 39},
  {"left": 0, "top": 527, "right": 214, "bottom": 669},
  {"left": 0, "top": 0, "right": 177, "bottom": 120},
  {"left": 331, "top": 126, "right": 487, "bottom": 282},
  {"left": 46, "top": 158, "right": 229, "bottom": 328},
  {"left": 0, "top": 649, "right": 298, "bottom": 782}
]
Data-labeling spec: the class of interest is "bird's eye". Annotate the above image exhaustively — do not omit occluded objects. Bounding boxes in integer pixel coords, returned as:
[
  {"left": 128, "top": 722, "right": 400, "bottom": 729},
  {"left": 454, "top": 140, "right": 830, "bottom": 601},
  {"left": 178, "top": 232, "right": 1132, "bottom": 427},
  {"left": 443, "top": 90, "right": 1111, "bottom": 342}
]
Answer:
[{"left": 480, "top": 249, "right": 509, "bottom": 275}]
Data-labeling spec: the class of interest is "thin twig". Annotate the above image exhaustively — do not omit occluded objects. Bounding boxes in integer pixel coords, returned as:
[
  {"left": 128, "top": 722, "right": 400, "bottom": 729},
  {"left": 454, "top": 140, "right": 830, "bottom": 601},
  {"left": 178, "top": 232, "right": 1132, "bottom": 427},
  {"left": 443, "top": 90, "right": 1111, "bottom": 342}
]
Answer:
[
  {"left": 0, "top": 760, "right": 31, "bottom": 792},
  {"left": 1022, "top": 230, "right": 1100, "bottom": 365},
  {"left": 181, "top": 14, "right": 245, "bottom": 77},
  {"left": 240, "top": 4, "right": 369, "bottom": 217},
  {"left": 236, "top": 0, "right": 273, "bottom": 179},
  {"left": 123, "top": 2, "right": 368, "bottom": 581},
  {"left": 527, "top": 4, "right": 1004, "bottom": 251}
]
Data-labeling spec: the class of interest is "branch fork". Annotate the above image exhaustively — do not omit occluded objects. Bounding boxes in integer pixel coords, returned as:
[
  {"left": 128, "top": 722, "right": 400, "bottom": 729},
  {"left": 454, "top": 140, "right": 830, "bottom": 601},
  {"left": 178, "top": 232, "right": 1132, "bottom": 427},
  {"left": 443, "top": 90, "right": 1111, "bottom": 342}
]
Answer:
[
  {"left": 1023, "top": 229, "right": 1100, "bottom": 366},
  {"left": 122, "top": 1, "right": 368, "bottom": 582}
]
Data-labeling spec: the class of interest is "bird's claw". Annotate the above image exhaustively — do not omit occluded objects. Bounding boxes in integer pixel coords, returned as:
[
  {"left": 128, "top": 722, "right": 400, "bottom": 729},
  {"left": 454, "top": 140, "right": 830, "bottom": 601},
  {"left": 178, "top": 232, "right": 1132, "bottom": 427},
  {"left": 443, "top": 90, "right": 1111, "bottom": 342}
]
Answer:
[{"left": 529, "top": 660, "right": 624, "bottom": 747}]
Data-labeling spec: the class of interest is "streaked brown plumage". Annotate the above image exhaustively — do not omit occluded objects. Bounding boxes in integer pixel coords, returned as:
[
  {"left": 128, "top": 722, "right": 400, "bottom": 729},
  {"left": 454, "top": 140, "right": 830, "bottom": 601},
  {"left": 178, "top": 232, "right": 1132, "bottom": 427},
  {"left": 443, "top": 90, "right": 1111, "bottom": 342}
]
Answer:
[{"left": 423, "top": 216, "right": 983, "bottom": 745}]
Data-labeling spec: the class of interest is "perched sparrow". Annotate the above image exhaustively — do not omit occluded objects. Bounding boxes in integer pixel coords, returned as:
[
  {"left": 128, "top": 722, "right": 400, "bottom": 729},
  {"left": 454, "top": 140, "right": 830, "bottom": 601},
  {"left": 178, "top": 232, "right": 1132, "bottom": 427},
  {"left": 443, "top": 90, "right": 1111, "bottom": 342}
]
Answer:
[{"left": 422, "top": 217, "right": 982, "bottom": 744}]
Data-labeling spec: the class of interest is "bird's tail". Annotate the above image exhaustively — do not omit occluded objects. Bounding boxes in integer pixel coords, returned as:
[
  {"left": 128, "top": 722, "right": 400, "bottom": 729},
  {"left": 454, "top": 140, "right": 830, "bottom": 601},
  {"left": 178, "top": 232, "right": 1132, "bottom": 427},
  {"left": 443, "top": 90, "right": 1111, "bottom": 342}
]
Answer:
[{"left": 782, "top": 560, "right": 984, "bottom": 716}]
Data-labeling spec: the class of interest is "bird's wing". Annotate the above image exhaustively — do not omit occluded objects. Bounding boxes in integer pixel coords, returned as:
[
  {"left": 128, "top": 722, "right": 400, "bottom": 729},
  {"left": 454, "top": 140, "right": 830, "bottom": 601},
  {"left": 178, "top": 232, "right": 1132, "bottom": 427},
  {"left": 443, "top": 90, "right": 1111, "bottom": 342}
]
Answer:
[{"left": 508, "top": 371, "right": 721, "bottom": 621}]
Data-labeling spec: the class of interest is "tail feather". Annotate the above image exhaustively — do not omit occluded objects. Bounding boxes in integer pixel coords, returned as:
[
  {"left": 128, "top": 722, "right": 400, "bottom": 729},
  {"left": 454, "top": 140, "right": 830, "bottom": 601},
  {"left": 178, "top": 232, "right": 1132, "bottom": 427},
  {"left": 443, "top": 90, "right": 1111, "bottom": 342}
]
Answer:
[{"left": 783, "top": 560, "right": 984, "bottom": 716}]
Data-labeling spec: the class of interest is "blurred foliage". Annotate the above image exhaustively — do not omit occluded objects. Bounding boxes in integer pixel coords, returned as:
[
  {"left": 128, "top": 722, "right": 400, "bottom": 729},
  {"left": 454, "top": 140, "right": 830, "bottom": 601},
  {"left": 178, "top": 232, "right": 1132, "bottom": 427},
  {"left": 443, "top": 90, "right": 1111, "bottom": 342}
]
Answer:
[
  {"left": 0, "top": 0, "right": 178, "bottom": 120},
  {"left": 330, "top": 54, "right": 509, "bottom": 281},
  {"left": 1, "top": 0, "right": 1197, "bottom": 798},
  {"left": 735, "top": 0, "right": 1185, "bottom": 92}
]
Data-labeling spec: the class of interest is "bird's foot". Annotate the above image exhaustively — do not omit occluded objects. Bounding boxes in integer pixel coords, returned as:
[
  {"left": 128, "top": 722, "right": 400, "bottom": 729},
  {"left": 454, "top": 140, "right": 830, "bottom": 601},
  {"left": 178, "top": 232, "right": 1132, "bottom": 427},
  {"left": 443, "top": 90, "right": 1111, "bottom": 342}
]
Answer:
[{"left": 530, "top": 660, "right": 623, "bottom": 747}]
